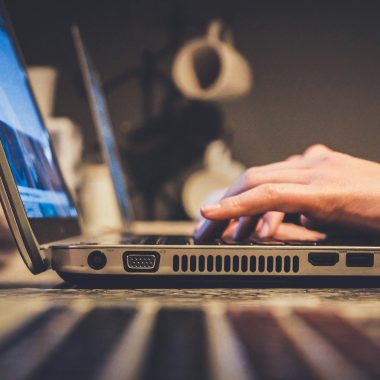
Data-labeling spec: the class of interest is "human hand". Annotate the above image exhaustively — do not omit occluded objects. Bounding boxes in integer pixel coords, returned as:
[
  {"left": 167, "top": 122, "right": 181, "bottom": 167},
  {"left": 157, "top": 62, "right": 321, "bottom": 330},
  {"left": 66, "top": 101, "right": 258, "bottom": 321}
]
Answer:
[{"left": 195, "top": 144, "right": 380, "bottom": 241}]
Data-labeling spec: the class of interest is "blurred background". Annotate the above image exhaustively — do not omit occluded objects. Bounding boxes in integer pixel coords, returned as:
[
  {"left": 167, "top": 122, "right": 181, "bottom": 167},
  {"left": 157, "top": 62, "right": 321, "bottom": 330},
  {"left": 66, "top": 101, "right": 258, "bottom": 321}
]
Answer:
[{"left": 4, "top": 0, "right": 380, "bottom": 223}]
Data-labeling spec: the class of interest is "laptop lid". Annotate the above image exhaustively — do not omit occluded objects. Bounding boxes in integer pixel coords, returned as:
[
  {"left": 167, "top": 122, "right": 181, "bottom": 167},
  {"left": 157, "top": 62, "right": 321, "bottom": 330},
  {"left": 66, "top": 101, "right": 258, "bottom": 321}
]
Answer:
[
  {"left": 72, "top": 26, "right": 135, "bottom": 224},
  {"left": 0, "top": 2, "right": 81, "bottom": 273}
]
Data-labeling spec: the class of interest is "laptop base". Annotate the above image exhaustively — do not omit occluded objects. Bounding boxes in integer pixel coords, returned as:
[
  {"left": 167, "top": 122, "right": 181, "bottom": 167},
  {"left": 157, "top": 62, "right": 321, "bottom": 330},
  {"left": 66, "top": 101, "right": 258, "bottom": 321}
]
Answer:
[{"left": 57, "top": 272, "right": 380, "bottom": 289}]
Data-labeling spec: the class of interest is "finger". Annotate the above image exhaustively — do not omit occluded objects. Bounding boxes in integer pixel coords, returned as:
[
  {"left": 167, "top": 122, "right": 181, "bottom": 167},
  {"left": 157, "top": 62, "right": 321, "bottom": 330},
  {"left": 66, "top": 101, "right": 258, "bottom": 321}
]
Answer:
[
  {"left": 244, "top": 169, "right": 311, "bottom": 188},
  {"left": 249, "top": 157, "right": 313, "bottom": 172},
  {"left": 201, "top": 183, "right": 314, "bottom": 221},
  {"left": 222, "top": 168, "right": 312, "bottom": 203},
  {"left": 256, "top": 211, "right": 285, "bottom": 238},
  {"left": 255, "top": 218, "right": 264, "bottom": 232},
  {"left": 274, "top": 223, "right": 326, "bottom": 241},
  {"left": 194, "top": 218, "right": 230, "bottom": 241},
  {"left": 233, "top": 215, "right": 262, "bottom": 241},
  {"left": 222, "top": 220, "right": 238, "bottom": 238},
  {"left": 195, "top": 152, "right": 317, "bottom": 242},
  {"left": 222, "top": 147, "right": 324, "bottom": 205},
  {"left": 221, "top": 159, "right": 316, "bottom": 199}
]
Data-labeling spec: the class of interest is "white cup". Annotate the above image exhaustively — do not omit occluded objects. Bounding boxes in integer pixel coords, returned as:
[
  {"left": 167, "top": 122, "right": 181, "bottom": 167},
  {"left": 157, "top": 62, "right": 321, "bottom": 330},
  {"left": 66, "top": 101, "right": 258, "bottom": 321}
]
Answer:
[
  {"left": 80, "top": 164, "right": 123, "bottom": 234},
  {"left": 27, "top": 66, "right": 58, "bottom": 119},
  {"left": 172, "top": 20, "right": 253, "bottom": 101},
  {"left": 46, "top": 117, "right": 83, "bottom": 193}
]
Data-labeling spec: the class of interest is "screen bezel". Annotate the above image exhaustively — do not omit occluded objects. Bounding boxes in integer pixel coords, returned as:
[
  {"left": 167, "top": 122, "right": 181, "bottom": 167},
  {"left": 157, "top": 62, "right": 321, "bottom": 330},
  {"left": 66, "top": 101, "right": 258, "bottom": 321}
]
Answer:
[{"left": 0, "top": 1, "right": 81, "bottom": 248}]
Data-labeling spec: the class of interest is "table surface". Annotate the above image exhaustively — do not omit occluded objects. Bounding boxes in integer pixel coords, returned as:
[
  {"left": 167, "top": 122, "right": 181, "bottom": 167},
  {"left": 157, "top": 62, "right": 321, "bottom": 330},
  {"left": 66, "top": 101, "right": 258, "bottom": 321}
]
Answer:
[{"left": 1, "top": 223, "right": 380, "bottom": 380}]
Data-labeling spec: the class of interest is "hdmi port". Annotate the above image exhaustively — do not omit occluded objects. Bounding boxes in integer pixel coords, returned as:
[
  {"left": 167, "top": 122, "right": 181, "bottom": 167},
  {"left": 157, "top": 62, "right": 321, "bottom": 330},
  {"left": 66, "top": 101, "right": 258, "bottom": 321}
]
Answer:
[{"left": 308, "top": 252, "right": 339, "bottom": 266}]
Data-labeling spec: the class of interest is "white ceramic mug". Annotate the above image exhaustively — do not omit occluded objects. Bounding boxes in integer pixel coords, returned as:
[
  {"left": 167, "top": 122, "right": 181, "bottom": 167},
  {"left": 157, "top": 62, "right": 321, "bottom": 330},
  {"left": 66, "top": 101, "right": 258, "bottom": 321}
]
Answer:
[
  {"left": 27, "top": 66, "right": 58, "bottom": 120},
  {"left": 172, "top": 20, "right": 253, "bottom": 101},
  {"left": 80, "top": 164, "right": 123, "bottom": 234},
  {"left": 46, "top": 117, "right": 83, "bottom": 193}
]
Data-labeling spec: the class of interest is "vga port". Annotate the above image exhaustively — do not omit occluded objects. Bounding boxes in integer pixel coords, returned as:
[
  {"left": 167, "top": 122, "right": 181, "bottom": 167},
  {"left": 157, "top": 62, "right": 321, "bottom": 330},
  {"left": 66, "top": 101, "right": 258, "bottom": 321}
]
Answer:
[{"left": 123, "top": 251, "right": 160, "bottom": 272}]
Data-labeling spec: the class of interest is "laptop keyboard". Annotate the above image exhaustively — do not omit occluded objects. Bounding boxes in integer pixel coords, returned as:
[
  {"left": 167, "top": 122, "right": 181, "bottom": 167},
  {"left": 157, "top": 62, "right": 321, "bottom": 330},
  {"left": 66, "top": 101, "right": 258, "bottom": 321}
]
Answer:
[
  {"left": 120, "top": 233, "right": 380, "bottom": 246},
  {"left": 120, "top": 234, "right": 285, "bottom": 246},
  {"left": 120, "top": 235, "right": 193, "bottom": 245},
  {"left": 120, "top": 233, "right": 315, "bottom": 246}
]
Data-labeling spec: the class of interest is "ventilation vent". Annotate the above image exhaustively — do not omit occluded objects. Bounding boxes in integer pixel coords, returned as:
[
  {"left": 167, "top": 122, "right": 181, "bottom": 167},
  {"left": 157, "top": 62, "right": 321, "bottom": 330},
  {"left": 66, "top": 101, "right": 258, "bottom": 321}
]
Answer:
[{"left": 172, "top": 255, "right": 299, "bottom": 274}]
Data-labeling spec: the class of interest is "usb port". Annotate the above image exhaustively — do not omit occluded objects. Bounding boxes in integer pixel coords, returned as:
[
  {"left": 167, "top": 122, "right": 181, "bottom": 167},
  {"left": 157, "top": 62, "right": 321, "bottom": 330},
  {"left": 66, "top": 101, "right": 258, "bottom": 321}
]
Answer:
[
  {"left": 308, "top": 252, "right": 339, "bottom": 266},
  {"left": 346, "top": 252, "right": 374, "bottom": 267}
]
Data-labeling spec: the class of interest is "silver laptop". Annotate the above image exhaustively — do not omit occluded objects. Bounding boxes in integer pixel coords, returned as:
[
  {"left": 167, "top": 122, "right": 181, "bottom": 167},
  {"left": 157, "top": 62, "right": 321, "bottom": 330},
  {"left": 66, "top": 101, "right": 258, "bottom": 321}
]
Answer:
[{"left": 1, "top": 5, "right": 380, "bottom": 287}]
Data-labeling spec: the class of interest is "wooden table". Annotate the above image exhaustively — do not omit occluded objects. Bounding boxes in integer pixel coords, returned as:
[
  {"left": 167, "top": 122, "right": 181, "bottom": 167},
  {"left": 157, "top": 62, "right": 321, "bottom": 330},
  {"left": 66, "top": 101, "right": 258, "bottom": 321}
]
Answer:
[{"left": 1, "top": 235, "right": 380, "bottom": 379}]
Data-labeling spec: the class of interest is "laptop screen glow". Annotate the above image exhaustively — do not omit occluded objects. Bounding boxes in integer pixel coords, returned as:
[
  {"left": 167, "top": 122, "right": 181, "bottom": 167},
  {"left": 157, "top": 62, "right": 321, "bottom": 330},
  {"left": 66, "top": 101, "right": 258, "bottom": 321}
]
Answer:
[{"left": 0, "top": 15, "right": 77, "bottom": 218}]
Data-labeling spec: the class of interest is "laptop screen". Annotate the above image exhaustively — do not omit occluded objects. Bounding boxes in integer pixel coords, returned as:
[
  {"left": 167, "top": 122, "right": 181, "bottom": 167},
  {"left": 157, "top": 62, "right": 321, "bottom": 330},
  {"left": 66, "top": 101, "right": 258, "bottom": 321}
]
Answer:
[
  {"left": 73, "top": 26, "right": 134, "bottom": 222},
  {"left": 0, "top": 14, "right": 77, "bottom": 219}
]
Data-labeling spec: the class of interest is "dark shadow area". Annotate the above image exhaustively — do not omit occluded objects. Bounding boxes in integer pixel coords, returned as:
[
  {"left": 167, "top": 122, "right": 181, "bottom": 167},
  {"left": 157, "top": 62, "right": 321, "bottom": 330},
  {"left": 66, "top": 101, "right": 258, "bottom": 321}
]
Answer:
[{"left": 58, "top": 273, "right": 380, "bottom": 289}]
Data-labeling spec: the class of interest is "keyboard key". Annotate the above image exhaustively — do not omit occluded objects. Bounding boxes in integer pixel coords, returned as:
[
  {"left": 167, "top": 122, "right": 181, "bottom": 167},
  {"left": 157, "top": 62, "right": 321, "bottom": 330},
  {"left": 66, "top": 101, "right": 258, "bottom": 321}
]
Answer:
[
  {"left": 141, "top": 236, "right": 161, "bottom": 245},
  {"left": 120, "top": 235, "right": 147, "bottom": 244},
  {"left": 220, "top": 237, "right": 251, "bottom": 245},
  {"left": 250, "top": 237, "right": 286, "bottom": 245},
  {"left": 160, "top": 236, "right": 192, "bottom": 245},
  {"left": 283, "top": 240, "right": 318, "bottom": 246},
  {"left": 193, "top": 238, "right": 223, "bottom": 246}
]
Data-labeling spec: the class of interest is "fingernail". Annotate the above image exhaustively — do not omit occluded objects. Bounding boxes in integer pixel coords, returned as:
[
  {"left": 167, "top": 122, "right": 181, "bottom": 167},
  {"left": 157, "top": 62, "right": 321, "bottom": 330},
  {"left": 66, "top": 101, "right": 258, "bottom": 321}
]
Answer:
[
  {"left": 257, "top": 222, "right": 270, "bottom": 238},
  {"left": 201, "top": 203, "right": 221, "bottom": 213},
  {"left": 315, "top": 232, "right": 327, "bottom": 240}
]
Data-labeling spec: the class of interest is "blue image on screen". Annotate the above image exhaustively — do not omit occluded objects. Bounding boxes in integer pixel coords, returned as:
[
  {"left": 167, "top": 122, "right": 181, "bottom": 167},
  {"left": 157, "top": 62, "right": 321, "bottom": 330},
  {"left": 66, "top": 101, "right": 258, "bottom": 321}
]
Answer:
[{"left": 0, "top": 18, "right": 77, "bottom": 218}]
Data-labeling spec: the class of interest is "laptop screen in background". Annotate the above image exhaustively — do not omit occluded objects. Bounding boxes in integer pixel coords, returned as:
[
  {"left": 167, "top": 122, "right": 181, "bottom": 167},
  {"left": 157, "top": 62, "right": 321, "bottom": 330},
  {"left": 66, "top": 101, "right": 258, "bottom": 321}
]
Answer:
[
  {"left": 0, "top": 14, "right": 77, "bottom": 218},
  {"left": 73, "top": 27, "right": 134, "bottom": 221}
]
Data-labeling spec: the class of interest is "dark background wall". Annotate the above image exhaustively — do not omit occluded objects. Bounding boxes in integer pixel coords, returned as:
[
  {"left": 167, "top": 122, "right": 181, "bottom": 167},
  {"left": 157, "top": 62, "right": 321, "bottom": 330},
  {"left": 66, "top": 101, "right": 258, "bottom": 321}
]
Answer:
[{"left": 5, "top": 0, "right": 380, "bottom": 165}]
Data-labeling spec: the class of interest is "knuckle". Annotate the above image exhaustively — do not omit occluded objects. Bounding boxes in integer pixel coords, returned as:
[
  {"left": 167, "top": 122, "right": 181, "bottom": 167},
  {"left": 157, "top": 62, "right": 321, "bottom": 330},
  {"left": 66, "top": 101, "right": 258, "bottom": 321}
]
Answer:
[
  {"left": 319, "top": 151, "right": 340, "bottom": 165},
  {"left": 221, "top": 196, "right": 243, "bottom": 211},
  {"left": 242, "top": 168, "right": 256, "bottom": 186},
  {"left": 315, "top": 143, "right": 329, "bottom": 150},
  {"left": 306, "top": 144, "right": 329, "bottom": 154},
  {"left": 262, "top": 183, "right": 280, "bottom": 201},
  {"left": 231, "top": 196, "right": 245, "bottom": 210},
  {"left": 304, "top": 144, "right": 332, "bottom": 160}
]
